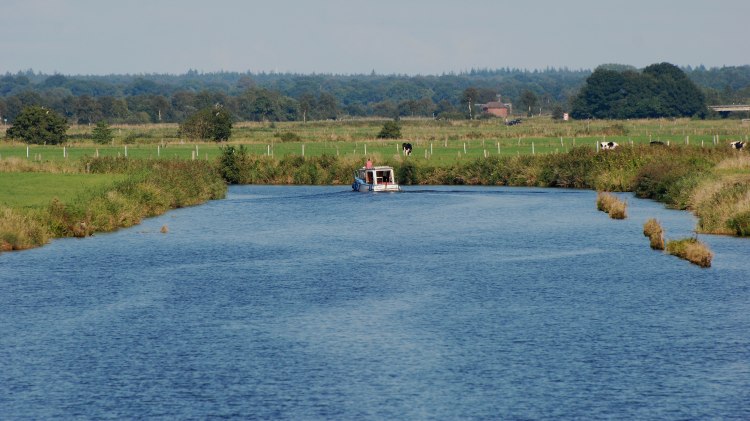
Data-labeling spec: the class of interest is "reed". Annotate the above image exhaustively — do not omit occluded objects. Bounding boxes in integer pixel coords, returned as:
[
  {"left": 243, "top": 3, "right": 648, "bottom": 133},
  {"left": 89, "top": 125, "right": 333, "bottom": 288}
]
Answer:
[
  {"left": 643, "top": 218, "right": 665, "bottom": 250},
  {"left": 690, "top": 175, "right": 750, "bottom": 236},
  {"left": 1, "top": 158, "right": 226, "bottom": 254},
  {"left": 597, "top": 192, "right": 628, "bottom": 219},
  {"left": 0, "top": 207, "right": 50, "bottom": 250},
  {"left": 666, "top": 237, "right": 713, "bottom": 268}
]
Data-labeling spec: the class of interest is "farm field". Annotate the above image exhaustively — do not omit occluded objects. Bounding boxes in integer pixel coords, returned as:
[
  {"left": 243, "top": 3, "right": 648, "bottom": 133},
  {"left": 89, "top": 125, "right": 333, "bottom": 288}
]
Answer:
[{"left": 1, "top": 117, "right": 748, "bottom": 165}]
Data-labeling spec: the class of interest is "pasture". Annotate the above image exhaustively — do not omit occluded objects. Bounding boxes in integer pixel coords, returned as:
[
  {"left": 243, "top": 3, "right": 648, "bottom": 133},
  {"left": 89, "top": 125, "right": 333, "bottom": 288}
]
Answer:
[
  {"left": 1, "top": 117, "right": 748, "bottom": 165},
  {"left": 0, "top": 172, "right": 124, "bottom": 208}
]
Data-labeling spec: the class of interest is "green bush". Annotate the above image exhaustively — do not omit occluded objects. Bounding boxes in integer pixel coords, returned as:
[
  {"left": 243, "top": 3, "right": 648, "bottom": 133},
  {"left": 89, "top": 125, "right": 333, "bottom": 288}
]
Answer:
[
  {"left": 377, "top": 121, "right": 402, "bottom": 139},
  {"left": 274, "top": 131, "right": 302, "bottom": 142}
]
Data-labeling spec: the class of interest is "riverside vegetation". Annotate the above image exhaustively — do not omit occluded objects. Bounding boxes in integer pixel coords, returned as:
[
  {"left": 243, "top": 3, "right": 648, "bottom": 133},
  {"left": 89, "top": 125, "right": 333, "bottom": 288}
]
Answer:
[
  {"left": 642, "top": 218, "right": 713, "bottom": 267},
  {"left": 1, "top": 118, "right": 749, "bottom": 253},
  {"left": 0, "top": 157, "right": 225, "bottom": 251},
  {"left": 596, "top": 192, "right": 628, "bottom": 219}
]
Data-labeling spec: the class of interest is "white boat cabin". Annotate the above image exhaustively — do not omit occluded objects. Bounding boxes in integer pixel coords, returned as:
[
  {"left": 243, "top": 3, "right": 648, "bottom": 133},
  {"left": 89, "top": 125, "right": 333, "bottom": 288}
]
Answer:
[{"left": 352, "top": 166, "right": 401, "bottom": 192}]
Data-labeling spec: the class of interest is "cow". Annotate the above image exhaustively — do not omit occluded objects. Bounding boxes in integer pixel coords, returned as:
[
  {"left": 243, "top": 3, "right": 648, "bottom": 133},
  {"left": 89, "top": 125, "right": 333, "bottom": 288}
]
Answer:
[
  {"left": 505, "top": 118, "right": 522, "bottom": 126},
  {"left": 402, "top": 142, "right": 413, "bottom": 156},
  {"left": 730, "top": 141, "right": 745, "bottom": 150},
  {"left": 600, "top": 141, "right": 619, "bottom": 150},
  {"left": 649, "top": 140, "right": 665, "bottom": 146}
]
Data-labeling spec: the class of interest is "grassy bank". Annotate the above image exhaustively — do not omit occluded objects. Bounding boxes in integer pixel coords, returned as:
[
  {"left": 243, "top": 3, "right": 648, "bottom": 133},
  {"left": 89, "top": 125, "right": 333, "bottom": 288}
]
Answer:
[
  {"left": 2, "top": 117, "right": 749, "bottom": 251},
  {"left": 0, "top": 158, "right": 226, "bottom": 252}
]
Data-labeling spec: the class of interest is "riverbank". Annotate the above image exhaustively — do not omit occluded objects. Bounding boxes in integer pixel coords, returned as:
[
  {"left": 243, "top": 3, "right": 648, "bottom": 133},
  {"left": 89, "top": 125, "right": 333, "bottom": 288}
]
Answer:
[
  {"left": 1, "top": 141, "right": 748, "bottom": 254},
  {"left": 1, "top": 157, "right": 226, "bottom": 251},
  {"left": 217, "top": 144, "right": 749, "bottom": 237}
]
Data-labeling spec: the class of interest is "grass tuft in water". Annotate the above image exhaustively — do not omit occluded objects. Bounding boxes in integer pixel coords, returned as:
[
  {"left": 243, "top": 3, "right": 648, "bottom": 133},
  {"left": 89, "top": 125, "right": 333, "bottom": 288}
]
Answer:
[
  {"left": 643, "top": 218, "right": 665, "bottom": 250},
  {"left": 666, "top": 237, "right": 713, "bottom": 268},
  {"left": 597, "top": 192, "right": 627, "bottom": 219}
]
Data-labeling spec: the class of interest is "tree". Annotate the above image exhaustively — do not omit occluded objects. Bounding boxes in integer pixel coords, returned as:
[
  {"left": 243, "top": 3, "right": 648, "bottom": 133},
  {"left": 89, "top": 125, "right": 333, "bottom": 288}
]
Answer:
[
  {"left": 571, "top": 63, "right": 706, "bottom": 119},
  {"left": 377, "top": 120, "right": 402, "bottom": 139},
  {"left": 6, "top": 106, "right": 68, "bottom": 144},
  {"left": 92, "top": 121, "right": 114, "bottom": 144},
  {"left": 461, "top": 87, "right": 479, "bottom": 119},
  {"left": 179, "top": 106, "right": 232, "bottom": 141},
  {"left": 298, "top": 93, "right": 315, "bottom": 122},
  {"left": 551, "top": 105, "right": 565, "bottom": 120},
  {"left": 316, "top": 92, "right": 339, "bottom": 120},
  {"left": 75, "top": 95, "right": 102, "bottom": 124},
  {"left": 642, "top": 62, "right": 706, "bottom": 117},
  {"left": 519, "top": 90, "right": 538, "bottom": 117}
]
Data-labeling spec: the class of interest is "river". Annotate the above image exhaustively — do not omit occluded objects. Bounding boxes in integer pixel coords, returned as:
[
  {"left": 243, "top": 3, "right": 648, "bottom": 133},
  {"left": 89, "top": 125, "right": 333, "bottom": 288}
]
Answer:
[{"left": 1, "top": 185, "right": 748, "bottom": 419}]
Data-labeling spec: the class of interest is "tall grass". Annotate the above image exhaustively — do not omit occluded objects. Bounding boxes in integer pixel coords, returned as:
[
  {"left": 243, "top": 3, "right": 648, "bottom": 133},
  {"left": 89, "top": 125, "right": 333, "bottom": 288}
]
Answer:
[
  {"left": 643, "top": 218, "right": 665, "bottom": 250},
  {"left": 690, "top": 175, "right": 750, "bottom": 236},
  {"left": 666, "top": 237, "right": 713, "bottom": 268},
  {"left": 0, "top": 207, "right": 50, "bottom": 251},
  {"left": 1, "top": 158, "right": 226, "bottom": 252},
  {"left": 596, "top": 192, "right": 628, "bottom": 219}
]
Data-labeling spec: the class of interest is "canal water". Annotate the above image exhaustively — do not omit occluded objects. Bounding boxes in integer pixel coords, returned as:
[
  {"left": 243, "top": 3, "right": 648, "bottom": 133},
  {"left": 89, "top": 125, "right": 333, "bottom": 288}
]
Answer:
[{"left": 1, "top": 186, "right": 748, "bottom": 419}]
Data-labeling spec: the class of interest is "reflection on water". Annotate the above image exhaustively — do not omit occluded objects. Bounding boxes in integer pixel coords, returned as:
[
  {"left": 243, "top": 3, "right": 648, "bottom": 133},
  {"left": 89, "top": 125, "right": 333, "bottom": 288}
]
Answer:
[{"left": 1, "top": 185, "right": 749, "bottom": 419}]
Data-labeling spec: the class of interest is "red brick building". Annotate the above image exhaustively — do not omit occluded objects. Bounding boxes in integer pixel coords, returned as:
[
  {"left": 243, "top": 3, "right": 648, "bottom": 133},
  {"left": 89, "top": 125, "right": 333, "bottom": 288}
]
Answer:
[{"left": 481, "top": 101, "right": 511, "bottom": 118}]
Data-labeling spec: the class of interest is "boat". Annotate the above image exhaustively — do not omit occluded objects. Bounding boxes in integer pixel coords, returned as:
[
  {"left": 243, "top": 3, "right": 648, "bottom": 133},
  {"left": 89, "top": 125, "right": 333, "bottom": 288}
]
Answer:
[{"left": 352, "top": 165, "right": 401, "bottom": 192}]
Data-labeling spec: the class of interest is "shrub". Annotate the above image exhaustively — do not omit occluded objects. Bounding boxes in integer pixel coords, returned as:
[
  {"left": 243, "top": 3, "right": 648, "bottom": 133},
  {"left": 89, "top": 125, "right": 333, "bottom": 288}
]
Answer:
[
  {"left": 666, "top": 237, "right": 713, "bottom": 268},
  {"left": 92, "top": 121, "right": 114, "bottom": 144},
  {"left": 377, "top": 121, "right": 402, "bottom": 139},
  {"left": 218, "top": 145, "right": 247, "bottom": 184},
  {"left": 727, "top": 211, "right": 750, "bottom": 236},
  {"left": 397, "top": 161, "right": 419, "bottom": 185},
  {"left": 274, "top": 131, "right": 302, "bottom": 142}
]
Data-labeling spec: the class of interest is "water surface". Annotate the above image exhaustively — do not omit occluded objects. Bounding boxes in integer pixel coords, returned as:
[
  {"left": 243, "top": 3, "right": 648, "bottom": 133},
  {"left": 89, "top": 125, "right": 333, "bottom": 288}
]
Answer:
[{"left": 1, "top": 186, "right": 749, "bottom": 419}]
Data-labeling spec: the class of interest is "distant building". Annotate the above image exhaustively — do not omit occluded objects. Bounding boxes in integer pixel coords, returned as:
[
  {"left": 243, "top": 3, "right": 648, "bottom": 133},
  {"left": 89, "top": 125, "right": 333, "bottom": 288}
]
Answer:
[{"left": 478, "top": 95, "right": 512, "bottom": 118}]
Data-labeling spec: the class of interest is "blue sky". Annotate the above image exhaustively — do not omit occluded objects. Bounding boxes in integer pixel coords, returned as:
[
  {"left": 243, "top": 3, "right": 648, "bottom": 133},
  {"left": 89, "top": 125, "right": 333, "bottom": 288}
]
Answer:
[{"left": 1, "top": 0, "right": 747, "bottom": 75}]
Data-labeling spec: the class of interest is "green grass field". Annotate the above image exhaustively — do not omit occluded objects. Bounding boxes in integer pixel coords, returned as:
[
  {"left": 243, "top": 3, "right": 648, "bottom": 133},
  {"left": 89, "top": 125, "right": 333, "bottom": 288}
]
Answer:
[
  {"left": 0, "top": 172, "right": 124, "bottom": 208},
  {"left": 1, "top": 117, "right": 748, "bottom": 165}
]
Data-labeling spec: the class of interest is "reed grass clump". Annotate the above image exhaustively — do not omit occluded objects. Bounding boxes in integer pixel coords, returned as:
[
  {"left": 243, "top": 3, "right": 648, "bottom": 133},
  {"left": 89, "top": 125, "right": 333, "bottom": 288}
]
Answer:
[
  {"left": 643, "top": 218, "right": 665, "bottom": 250},
  {"left": 690, "top": 175, "right": 750, "bottom": 235},
  {"left": 597, "top": 192, "right": 628, "bottom": 219},
  {"left": 0, "top": 207, "right": 50, "bottom": 250},
  {"left": 666, "top": 237, "right": 713, "bottom": 268}
]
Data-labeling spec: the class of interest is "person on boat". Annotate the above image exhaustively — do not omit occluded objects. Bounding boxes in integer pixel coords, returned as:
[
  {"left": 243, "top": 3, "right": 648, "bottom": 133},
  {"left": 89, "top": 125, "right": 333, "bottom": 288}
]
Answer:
[{"left": 366, "top": 158, "right": 373, "bottom": 169}]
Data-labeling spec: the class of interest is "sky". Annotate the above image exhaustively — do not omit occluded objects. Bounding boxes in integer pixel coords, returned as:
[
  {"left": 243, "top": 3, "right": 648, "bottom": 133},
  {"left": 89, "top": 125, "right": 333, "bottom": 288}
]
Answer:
[{"left": 1, "top": 0, "right": 747, "bottom": 76}]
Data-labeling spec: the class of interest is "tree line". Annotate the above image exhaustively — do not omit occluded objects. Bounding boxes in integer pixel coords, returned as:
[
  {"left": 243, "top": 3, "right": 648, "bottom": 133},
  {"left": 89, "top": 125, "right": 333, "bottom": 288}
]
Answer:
[{"left": 1, "top": 65, "right": 749, "bottom": 126}]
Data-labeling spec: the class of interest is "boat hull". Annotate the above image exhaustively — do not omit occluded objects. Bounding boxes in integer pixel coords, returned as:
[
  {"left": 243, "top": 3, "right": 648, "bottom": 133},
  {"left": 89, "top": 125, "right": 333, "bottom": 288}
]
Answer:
[{"left": 352, "top": 179, "right": 400, "bottom": 192}]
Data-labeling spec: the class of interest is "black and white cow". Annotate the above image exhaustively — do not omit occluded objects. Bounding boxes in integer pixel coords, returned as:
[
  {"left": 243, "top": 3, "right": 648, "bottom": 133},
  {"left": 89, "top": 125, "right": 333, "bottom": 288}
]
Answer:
[
  {"left": 600, "top": 141, "right": 618, "bottom": 150},
  {"left": 402, "top": 142, "right": 413, "bottom": 156},
  {"left": 730, "top": 141, "right": 745, "bottom": 150}
]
